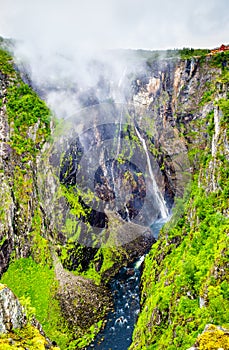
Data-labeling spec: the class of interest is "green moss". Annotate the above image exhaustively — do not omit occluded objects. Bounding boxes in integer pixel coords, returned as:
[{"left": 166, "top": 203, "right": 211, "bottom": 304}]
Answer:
[
  {"left": 200, "top": 90, "right": 214, "bottom": 105},
  {"left": 0, "top": 47, "right": 51, "bottom": 161},
  {"left": 0, "top": 324, "right": 60, "bottom": 350},
  {"left": 130, "top": 61, "right": 229, "bottom": 350},
  {"left": 6, "top": 82, "right": 51, "bottom": 156},
  {"left": 217, "top": 96, "right": 229, "bottom": 124},
  {"left": 29, "top": 209, "right": 52, "bottom": 266},
  {"left": 59, "top": 185, "right": 88, "bottom": 219},
  {"left": 73, "top": 320, "right": 104, "bottom": 348},
  {"left": 0, "top": 48, "right": 15, "bottom": 75},
  {"left": 197, "top": 325, "right": 229, "bottom": 350},
  {"left": 0, "top": 258, "right": 71, "bottom": 349}
]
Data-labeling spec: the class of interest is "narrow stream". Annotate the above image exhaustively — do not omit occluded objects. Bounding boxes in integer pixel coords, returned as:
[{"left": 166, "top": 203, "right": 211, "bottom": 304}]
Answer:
[{"left": 87, "top": 219, "right": 167, "bottom": 350}]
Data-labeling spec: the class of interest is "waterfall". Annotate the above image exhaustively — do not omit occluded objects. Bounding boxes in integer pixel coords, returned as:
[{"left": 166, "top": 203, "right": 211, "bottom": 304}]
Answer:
[
  {"left": 116, "top": 106, "right": 123, "bottom": 159},
  {"left": 134, "top": 126, "right": 168, "bottom": 219},
  {"left": 111, "top": 67, "right": 127, "bottom": 210},
  {"left": 116, "top": 67, "right": 127, "bottom": 156},
  {"left": 124, "top": 203, "right": 131, "bottom": 222}
]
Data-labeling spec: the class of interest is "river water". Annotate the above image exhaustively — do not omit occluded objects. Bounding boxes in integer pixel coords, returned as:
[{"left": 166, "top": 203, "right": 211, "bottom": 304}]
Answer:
[{"left": 87, "top": 219, "right": 166, "bottom": 350}]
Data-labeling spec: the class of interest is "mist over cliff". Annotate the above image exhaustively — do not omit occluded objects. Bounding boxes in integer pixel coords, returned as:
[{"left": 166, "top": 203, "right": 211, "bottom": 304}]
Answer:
[
  {"left": 0, "top": 1, "right": 229, "bottom": 349},
  {"left": 1, "top": 0, "right": 228, "bottom": 118}
]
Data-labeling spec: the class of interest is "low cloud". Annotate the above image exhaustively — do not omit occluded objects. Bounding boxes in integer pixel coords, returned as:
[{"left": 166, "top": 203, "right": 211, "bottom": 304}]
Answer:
[
  {"left": 0, "top": 0, "right": 228, "bottom": 117},
  {"left": 1, "top": 0, "right": 228, "bottom": 50}
]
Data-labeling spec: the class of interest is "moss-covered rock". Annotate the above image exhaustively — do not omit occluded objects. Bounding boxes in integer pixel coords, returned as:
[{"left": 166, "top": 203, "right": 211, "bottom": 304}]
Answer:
[
  {"left": 0, "top": 283, "right": 59, "bottom": 350},
  {"left": 1, "top": 40, "right": 229, "bottom": 350},
  {"left": 129, "top": 52, "right": 229, "bottom": 350},
  {"left": 0, "top": 324, "right": 59, "bottom": 350},
  {"left": 188, "top": 324, "right": 229, "bottom": 350}
]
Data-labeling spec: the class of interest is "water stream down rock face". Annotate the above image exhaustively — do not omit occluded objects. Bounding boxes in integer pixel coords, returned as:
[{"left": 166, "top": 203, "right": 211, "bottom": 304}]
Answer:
[{"left": 0, "top": 44, "right": 229, "bottom": 349}]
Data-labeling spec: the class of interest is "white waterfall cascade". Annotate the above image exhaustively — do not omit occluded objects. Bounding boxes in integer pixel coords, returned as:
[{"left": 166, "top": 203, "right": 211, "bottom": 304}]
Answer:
[
  {"left": 111, "top": 67, "right": 127, "bottom": 210},
  {"left": 135, "top": 255, "right": 145, "bottom": 269},
  {"left": 116, "top": 66, "right": 127, "bottom": 156},
  {"left": 134, "top": 126, "right": 169, "bottom": 219}
]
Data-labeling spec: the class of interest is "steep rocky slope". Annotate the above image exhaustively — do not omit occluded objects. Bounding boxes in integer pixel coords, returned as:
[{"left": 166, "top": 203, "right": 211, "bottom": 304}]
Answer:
[
  {"left": 0, "top": 283, "right": 60, "bottom": 349},
  {"left": 0, "top": 46, "right": 112, "bottom": 349},
  {"left": 0, "top": 47, "right": 51, "bottom": 274},
  {"left": 0, "top": 42, "right": 228, "bottom": 349},
  {"left": 129, "top": 54, "right": 229, "bottom": 349}
]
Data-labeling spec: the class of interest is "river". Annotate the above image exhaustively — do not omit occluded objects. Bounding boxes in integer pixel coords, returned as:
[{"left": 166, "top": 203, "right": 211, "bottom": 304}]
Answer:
[{"left": 87, "top": 218, "right": 167, "bottom": 350}]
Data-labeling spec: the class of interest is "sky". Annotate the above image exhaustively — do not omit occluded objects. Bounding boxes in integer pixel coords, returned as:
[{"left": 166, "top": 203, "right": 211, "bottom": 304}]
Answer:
[
  {"left": 0, "top": 0, "right": 228, "bottom": 118},
  {"left": 1, "top": 0, "right": 229, "bottom": 51},
  {"left": 0, "top": 0, "right": 227, "bottom": 227}
]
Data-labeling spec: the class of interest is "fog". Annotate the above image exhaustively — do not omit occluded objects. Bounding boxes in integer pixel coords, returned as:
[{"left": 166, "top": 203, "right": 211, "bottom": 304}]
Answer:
[
  {"left": 0, "top": 0, "right": 228, "bottom": 117},
  {"left": 1, "top": 0, "right": 229, "bottom": 50}
]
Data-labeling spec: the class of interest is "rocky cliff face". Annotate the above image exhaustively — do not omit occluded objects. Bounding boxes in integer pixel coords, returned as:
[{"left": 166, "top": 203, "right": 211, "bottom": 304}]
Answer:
[
  {"left": 35, "top": 56, "right": 218, "bottom": 284},
  {"left": 0, "top": 283, "right": 26, "bottom": 333},
  {"left": 0, "top": 47, "right": 112, "bottom": 348},
  {"left": 129, "top": 54, "right": 229, "bottom": 349},
  {"left": 0, "top": 49, "right": 51, "bottom": 275},
  {"left": 131, "top": 57, "right": 221, "bottom": 198},
  {"left": 0, "top": 283, "right": 59, "bottom": 349},
  {"left": 0, "top": 43, "right": 228, "bottom": 350}
]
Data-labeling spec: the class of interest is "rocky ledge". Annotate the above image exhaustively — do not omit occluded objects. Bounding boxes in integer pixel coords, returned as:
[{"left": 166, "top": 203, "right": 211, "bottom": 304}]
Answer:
[{"left": 0, "top": 283, "right": 59, "bottom": 349}]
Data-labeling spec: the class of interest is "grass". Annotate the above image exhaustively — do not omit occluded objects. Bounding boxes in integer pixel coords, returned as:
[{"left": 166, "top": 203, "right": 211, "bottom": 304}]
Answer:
[{"left": 0, "top": 258, "right": 71, "bottom": 349}]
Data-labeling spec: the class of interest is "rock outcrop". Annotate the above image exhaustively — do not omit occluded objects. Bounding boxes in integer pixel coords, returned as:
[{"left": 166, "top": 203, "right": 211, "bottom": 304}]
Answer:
[
  {"left": 1, "top": 42, "right": 228, "bottom": 349},
  {"left": 129, "top": 53, "right": 229, "bottom": 349},
  {"left": 0, "top": 283, "right": 26, "bottom": 333},
  {"left": 188, "top": 324, "right": 229, "bottom": 350},
  {"left": 0, "top": 283, "right": 59, "bottom": 349}
]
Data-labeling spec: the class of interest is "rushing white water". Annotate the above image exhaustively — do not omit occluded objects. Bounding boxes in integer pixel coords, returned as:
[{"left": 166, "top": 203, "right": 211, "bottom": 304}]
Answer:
[
  {"left": 87, "top": 218, "right": 167, "bottom": 350},
  {"left": 116, "top": 106, "right": 123, "bottom": 159},
  {"left": 134, "top": 126, "right": 168, "bottom": 219},
  {"left": 87, "top": 258, "right": 142, "bottom": 350},
  {"left": 134, "top": 255, "right": 145, "bottom": 269}
]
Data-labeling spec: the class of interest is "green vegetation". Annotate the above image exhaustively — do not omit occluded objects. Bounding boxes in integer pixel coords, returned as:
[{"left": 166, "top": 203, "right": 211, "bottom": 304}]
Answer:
[
  {"left": 7, "top": 82, "right": 51, "bottom": 156},
  {"left": 69, "top": 320, "right": 104, "bottom": 349},
  {"left": 0, "top": 45, "right": 51, "bottom": 159},
  {"left": 200, "top": 90, "right": 214, "bottom": 105},
  {"left": 0, "top": 46, "right": 52, "bottom": 259},
  {"left": 0, "top": 48, "right": 15, "bottom": 75},
  {"left": 210, "top": 50, "right": 229, "bottom": 68},
  {"left": 130, "top": 51, "right": 229, "bottom": 350},
  {"left": 0, "top": 324, "right": 60, "bottom": 350},
  {"left": 178, "top": 47, "right": 210, "bottom": 59},
  {"left": 217, "top": 95, "right": 229, "bottom": 123},
  {"left": 30, "top": 208, "right": 53, "bottom": 266},
  {"left": 0, "top": 258, "right": 71, "bottom": 349},
  {"left": 130, "top": 165, "right": 229, "bottom": 348}
]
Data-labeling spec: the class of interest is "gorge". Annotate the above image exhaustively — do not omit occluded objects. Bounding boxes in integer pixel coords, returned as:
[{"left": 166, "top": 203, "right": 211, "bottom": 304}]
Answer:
[{"left": 0, "top": 40, "right": 229, "bottom": 349}]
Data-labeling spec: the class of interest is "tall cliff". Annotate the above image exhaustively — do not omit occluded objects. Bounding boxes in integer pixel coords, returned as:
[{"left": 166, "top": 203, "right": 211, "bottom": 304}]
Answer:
[
  {"left": 129, "top": 54, "right": 229, "bottom": 349},
  {"left": 0, "top": 47, "right": 51, "bottom": 273},
  {"left": 0, "top": 42, "right": 228, "bottom": 350},
  {"left": 0, "top": 46, "right": 111, "bottom": 349}
]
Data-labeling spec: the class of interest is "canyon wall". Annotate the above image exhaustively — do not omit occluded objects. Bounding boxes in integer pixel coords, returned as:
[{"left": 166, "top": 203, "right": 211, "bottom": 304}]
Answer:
[
  {"left": 0, "top": 43, "right": 228, "bottom": 349},
  {"left": 130, "top": 54, "right": 229, "bottom": 349}
]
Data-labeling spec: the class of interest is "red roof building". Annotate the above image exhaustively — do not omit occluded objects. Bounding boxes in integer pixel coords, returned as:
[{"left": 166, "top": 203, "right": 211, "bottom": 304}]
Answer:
[{"left": 211, "top": 44, "right": 229, "bottom": 54}]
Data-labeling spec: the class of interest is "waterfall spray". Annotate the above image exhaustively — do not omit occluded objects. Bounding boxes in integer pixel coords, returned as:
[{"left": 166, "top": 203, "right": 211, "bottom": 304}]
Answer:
[{"left": 134, "top": 125, "right": 168, "bottom": 219}]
